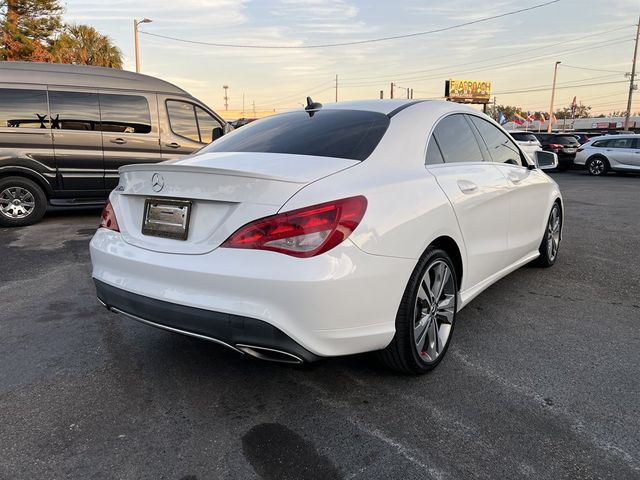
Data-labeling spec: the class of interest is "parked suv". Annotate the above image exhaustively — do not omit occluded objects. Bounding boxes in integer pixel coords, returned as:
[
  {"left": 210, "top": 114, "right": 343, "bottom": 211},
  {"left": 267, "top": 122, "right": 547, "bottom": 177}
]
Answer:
[
  {"left": 532, "top": 133, "right": 580, "bottom": 171},
  {"left": 0, "top": 61, "right": 229, "bottom": 226},
  {"left": 574, "top": 134, "right": 640, "bottom": 175}
]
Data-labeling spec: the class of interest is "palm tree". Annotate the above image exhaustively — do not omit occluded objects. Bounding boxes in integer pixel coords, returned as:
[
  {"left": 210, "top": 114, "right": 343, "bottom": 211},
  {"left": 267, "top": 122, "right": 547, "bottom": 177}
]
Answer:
[{"left": 52, "top": 24, "right": 122, "bottom": 69}]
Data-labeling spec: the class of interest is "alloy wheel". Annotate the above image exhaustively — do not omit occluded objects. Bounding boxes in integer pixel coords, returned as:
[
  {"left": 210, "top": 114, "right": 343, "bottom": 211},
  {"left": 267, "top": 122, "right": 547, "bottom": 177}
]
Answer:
[
  {"left": 547, "top": 205, "right": 561, "bottom": 262},
  {"left": 414, "top": 260, "right": 456, "bottom": 363},
  {"left": 588, "top": 158, "right": 605, "bottom": 175},
  {"left": 0, "top": 186, "right": 36, "bottom": 219}
]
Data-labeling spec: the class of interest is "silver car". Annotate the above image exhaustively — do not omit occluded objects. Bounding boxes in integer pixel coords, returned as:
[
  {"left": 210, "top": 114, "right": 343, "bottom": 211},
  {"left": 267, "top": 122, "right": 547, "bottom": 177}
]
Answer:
[
  {"left": 574, "top": 134, "right": 640, "bottom": 176},
  {"left": 506, "top": 131, "right": 542, "bottom": 158}
]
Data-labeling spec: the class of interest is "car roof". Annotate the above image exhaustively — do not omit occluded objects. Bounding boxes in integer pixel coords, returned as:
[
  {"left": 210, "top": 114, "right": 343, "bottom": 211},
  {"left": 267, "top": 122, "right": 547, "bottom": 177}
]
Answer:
[
  {"left": 0, "top": 61, "right": 188, "bottom": 95},
  {"left": 304, "top": 99, "right": 488, "bottom": 118},
  {"left": 588, "top": 134, "right": 637, "bottom": 141}
]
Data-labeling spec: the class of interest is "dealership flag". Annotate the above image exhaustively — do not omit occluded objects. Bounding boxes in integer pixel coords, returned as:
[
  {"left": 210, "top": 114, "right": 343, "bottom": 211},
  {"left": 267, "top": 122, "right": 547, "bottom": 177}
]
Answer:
[
  {"left": 498, "top": 112, "right": 506, "bottom": 125},
  {"left": 526, "top": 112, "right": 535, "bottom": 123},
  {"left": 514, "top": 113, "right": 526, "bottom": 125},
  {"left": 551, "top": 113, "right": 558, "bottom": 125},
  {"left": 540, "top": 113, "right": 546, "bottom": 124}
]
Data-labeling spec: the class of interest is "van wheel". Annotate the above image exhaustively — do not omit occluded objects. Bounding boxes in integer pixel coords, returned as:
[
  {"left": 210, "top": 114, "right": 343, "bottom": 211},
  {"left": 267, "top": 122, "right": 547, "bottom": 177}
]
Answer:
[
  {"left": 0, "top": 177, "right": 47, "bottom": 227},
  {"left": 378, "top": 247, "right": 458, "bottom": 374}
]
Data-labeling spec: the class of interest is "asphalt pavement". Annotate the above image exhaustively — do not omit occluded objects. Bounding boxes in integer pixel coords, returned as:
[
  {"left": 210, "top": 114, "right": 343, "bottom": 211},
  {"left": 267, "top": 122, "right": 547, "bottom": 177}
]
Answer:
[{"left": 0, "top": 170, "right": 639, "bottom": 480}]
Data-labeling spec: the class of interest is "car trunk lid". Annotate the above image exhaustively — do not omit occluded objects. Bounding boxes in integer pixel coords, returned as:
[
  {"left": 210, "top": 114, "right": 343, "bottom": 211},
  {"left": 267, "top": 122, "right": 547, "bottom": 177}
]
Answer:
[{"left": 112, "top": 152, "right": 359, "bottom": 254}]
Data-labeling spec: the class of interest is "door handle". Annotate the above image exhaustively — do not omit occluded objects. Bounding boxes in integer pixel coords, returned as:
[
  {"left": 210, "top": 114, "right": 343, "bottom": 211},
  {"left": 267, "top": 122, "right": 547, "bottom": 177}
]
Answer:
[
  {"left": 165, "top": 142, "right": 181, "bottom": 149},
  {"left": 110, "top": 138, "right": 126, "bottom": 145},
  {"left": 457, "top": 179, "right": 478, "bottom": 193}
]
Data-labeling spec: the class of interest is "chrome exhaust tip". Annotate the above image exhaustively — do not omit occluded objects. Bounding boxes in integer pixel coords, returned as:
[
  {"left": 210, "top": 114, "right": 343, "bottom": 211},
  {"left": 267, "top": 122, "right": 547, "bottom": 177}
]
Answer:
[{"left": 235, "top": 344, "right": 304, "bottom": 364}]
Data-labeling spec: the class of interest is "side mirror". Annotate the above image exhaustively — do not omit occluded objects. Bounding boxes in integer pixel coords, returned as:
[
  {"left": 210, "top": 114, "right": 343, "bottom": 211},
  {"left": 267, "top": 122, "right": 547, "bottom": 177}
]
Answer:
[
  {"left": 211, "top": 126, "right": 224, "bottom": 141},
  {"left": 533, "top": 150, "right": 558, "bottom": 170}
]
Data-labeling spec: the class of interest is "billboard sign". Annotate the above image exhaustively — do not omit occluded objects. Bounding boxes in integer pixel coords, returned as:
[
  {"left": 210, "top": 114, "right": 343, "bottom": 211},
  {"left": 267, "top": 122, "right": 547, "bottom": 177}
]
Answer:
[{"left": 445, "top": 79, "right": 491, "bottom": 104}]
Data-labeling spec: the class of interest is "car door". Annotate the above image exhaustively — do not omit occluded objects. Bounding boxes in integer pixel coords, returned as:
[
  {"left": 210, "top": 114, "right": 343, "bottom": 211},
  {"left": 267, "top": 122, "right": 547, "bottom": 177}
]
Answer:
[
  {"left": 48, "top": 89, "right": 105, "bottom": 194},
  {"left": 0, "top": 86, "right": 56, "bottom": 186},
  {"left": 99, "top": 92, "right": 161, "bottom": 190},
  {"left": 161, "top": 99, "right": 223, "bottom": 159},
  {"left": 426, "top": 113, "right": 511, "bottom": 289},
  {"left": 604, "top": 137, "right": 637, "bottom": 167},
  {"left": 468, "top": 115, "right": 549, "bottom": 263}
]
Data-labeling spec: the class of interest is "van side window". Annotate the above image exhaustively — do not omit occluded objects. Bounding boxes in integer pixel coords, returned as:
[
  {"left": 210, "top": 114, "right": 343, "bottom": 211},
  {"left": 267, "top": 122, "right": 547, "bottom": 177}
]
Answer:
[
  {"left": 432, "top": 114, "right": 484, "bottom": 163},
  {"left": 99, "top": 94, "right": 151, "bottom": 134},
  {"left": 0, "top": 88, "right": 49, "bottom": 129},
  {"left": 196, "top": 106, "right": 222, "bottom": 144},
  {"left": 49, "top": 91, "right": 100, "bottom": 131},
  {"left": 167, "top": 100, "right": 200, "bottom": 142},
  {"left": 469, "top": 115, "right": 523, "bottom": 166}
]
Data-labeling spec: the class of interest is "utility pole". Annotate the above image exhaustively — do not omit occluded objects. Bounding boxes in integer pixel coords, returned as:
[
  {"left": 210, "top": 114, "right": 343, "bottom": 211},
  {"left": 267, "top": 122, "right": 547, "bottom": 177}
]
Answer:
[
  {"left": 547, "top": 61, "right": 561, "bottom": 133},
  {"left": 390, "top": 82, "right": 395, "bottom": 99},
  {"left": 624, "top": 16, "right": 640, "bottom": 131},
  {"left": 335, "top": 74, "right": 338, "bottom": 102},
  {"left": 223, "top": 85, "right": 229, "bottom": 111},
  {"left": 379, "top": 90, "right": 384, "bottom": 99},
  {"left": 242, "top": 93, "right": 245, "bottom": 117},
  {"left": 493, "top": 96, "right": 497, "bottom": 120},
  {"left": 133, "top": 18, "right": 153, "bottom": 73},
  {"left": 407, "top": 88, "right": 410, "bottom": 99},
  {"left": 252, "top": 101, "right": 256, "bottom": 117},
  {"left": 410, "top": 88, "right": 414, "bottom": 99}
]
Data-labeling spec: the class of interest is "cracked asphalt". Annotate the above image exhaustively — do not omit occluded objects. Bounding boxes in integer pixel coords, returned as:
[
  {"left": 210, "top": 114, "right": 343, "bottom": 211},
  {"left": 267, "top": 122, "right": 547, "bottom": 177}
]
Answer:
[{"left": 0, "top": 170, "right": 638, "bottom": 480}]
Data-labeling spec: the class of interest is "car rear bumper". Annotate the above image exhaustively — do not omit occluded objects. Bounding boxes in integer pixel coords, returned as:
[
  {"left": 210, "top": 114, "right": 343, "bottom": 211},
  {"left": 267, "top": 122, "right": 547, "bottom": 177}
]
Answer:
[
  {"left": 94, "top": 279, "right": 320, "bottom": 363},
  {"left": 90, "top": 229, "right": 414, "bottom": 358}
]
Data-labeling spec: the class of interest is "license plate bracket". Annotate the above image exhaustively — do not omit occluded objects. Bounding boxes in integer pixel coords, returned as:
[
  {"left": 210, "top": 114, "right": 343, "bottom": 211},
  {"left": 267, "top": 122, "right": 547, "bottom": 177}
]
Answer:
[{"left": 142, "top": 198, "right": 192, "bottom": 240}]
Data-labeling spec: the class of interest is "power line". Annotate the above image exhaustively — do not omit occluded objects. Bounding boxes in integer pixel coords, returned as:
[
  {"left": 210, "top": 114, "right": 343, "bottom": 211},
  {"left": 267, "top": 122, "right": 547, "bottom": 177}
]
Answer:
[
  {"left": 139, "top": 0, "right": 560, "bottom": 49},
  {"left": 493, "top": 80, "right": 628, "bottom": 95},
  {"left": 560, "top": 64, "right": 627, "bottom": 74}
]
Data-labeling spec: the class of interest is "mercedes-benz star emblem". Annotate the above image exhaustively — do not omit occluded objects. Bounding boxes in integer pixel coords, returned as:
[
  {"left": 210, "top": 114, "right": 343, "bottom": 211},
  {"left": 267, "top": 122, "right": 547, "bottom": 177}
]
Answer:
[{"left": 151, "top": 173, "right": 164, "bottom": 193}]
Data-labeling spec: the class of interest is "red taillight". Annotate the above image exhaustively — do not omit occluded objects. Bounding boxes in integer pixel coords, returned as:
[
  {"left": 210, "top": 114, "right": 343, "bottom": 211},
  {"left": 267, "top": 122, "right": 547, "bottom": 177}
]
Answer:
[
  {"left": 549, "top": 143, "right": 563, "bottom": 151},
  {"left": 221, "top": 196, "right": 367, "bottom": 258},
  {"left": 99, "top": 201, "right": 120, "bottom": 232}
]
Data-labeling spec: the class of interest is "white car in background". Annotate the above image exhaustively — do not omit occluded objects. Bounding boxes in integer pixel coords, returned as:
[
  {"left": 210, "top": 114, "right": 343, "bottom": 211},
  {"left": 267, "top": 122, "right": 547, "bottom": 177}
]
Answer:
[
  {"left": 90, "top": 99, "right": 562, "bottom": 374},
  {"left": 574, "top": 134, "right": 640, "bottom": 175},
  {"left": 506, "top": 131, "right": 543, "bottom": 158}
]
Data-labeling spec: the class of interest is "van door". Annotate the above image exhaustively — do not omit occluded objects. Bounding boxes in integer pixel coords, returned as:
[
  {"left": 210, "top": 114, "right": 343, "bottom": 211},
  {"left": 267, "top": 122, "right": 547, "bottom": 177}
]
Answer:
[
  {"left": 161, "top": 98, "right": 223, "bottom": 159},
  {"left": 0, "top": 86, "right": 56, "bottom": 186},
  {"left": 48, "top": 89, "right": 105, "bottom": 193},
  {"left": 99, "top": 92, "right": 161, "bottom": 190}
]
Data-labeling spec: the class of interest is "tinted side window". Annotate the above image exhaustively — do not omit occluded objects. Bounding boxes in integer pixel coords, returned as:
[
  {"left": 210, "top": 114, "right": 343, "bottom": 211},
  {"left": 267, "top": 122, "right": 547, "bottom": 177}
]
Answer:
[
  {"left": 425, "top": 137, "right": 444, "bottom": 165},
  {"left": 49, "top": 91, "right": 100, "bottom": 131},
  {"left": 592, "top": 140, "right": 608, "bottom": 147},
  {"left": 0, "top": 88, "right": 49, "bottom": 129},
  {"left": 196, "top": 107, "right": 222, "bottom": 144},
  {"left": 167, "top": 101, "right": 200, "bottom": 142},
  {"left": 432, "top": 114, "right": 483, "bottom": 163},
  {"left": 99, "top": 94, "right": 151, "bottom": 133},
  {"left": 608, "top": 138, "right": 634, "bottom": 149},
  {"left": 469, "top": 116, "right": 523, "bottom": 166}
]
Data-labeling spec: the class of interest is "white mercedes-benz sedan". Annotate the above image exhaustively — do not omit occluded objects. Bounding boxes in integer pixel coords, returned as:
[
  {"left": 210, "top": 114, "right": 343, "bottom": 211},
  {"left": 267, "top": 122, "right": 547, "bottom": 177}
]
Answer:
[{"left": 90, "top": 99, "right": 563, "bottom": 374}]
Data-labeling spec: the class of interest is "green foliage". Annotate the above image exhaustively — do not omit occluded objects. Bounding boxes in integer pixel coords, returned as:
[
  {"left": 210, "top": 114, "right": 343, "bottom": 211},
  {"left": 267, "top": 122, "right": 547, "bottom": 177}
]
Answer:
[{"left": 0, "top": 0, "right": 122, "bottom": 68}]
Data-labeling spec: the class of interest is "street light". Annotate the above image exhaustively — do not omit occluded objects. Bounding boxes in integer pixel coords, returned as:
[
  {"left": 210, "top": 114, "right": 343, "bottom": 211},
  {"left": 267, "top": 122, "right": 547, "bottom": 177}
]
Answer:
[
  {"left": 547, "top": 61, "right": 561, "bottom": 133},
  {"left": 134, "top": 18, "right": 153, "bottom": 73}
]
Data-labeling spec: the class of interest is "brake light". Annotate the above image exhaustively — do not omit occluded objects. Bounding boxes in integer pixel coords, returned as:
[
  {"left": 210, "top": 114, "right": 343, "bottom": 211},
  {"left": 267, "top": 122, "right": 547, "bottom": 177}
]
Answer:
[
  {"left": 221, "top": 196, "right": 367, "bottom": 258},
  {"left": 549, "top": 143, "right": 563, "bottom": 150},
  {"left": 99, "top": 201, "right": 120, "bottom": 232}
]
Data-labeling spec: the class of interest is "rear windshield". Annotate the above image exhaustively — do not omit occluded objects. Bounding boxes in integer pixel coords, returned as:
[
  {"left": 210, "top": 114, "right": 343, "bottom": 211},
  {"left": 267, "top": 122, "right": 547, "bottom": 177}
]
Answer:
[
  {"left": 552, "top": 135, "right": 580, "bottom": 145},
  {"left": 510, "top": 132, "right": 538, "bottom": 142},
  {"left": 201, "top": 109, "right": 390, "bottom": 161}
]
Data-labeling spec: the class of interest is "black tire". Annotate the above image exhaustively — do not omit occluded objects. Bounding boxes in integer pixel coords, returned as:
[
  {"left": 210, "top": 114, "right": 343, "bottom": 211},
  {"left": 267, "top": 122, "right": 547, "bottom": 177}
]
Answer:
[
  {"left": 378, "top": 247, "right": 458, "bottom": 374},
  {"left": 586, "top": 156, "right": 609, "bottom": 176},
  {"left": 532, "top": 202, "right": 562, "bottom": 268},
  {"left": 0, "top": 176, "right": 47, "bottom": 227}
]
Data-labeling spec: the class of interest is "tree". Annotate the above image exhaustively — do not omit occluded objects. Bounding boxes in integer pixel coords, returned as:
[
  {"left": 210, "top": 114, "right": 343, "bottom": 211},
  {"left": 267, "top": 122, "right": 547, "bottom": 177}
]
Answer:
[
  {"left": 52, "top": 24, "right": 123, "bottom": 69},
  {"left": 0, "top": 0, "right": 63, "bottom": 61},
  {"left": 556, "top": 103, "right": 592, "bottom": 120}
]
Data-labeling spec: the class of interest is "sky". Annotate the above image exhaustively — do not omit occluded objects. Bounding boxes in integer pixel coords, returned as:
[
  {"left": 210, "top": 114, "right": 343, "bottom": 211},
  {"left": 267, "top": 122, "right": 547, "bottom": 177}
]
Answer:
[{"left": 61, "top": 0, "right": 640, "bottom": 117}]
